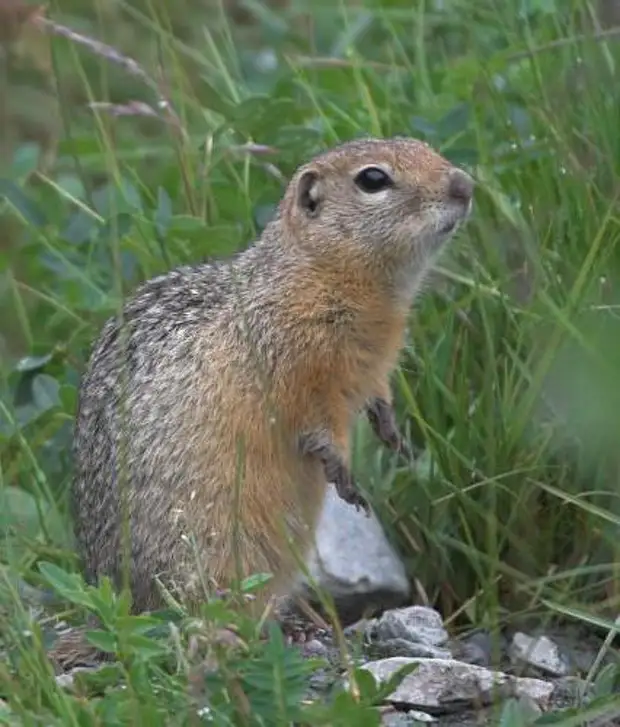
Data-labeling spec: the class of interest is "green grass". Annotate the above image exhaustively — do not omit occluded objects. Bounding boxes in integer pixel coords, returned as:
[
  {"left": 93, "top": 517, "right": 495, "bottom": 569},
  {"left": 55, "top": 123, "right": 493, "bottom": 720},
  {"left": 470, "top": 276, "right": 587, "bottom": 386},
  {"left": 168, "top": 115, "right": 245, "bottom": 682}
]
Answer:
[{"left": 2, "top": 0, "right": 620, "bottom": 723}]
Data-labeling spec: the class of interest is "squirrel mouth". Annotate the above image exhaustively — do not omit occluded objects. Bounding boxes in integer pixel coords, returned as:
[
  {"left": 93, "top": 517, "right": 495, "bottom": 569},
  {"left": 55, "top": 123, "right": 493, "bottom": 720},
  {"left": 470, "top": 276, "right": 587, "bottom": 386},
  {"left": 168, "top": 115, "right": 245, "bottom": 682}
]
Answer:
[{"left": 439, "top": 199, "right": 472, "bottom": 235}]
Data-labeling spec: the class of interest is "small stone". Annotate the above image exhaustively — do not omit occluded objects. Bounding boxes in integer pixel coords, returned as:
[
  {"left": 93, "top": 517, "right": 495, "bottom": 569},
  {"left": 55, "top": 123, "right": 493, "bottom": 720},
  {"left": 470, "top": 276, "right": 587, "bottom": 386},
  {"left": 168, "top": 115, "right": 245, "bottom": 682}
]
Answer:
[
  {"left": 453, "top": 630, "right": 497, "bottom": 667},
  {"left": 357, "top": 657, "right": 555, "bottom": 714},
  {"left": 55, "top": 673, "right": 75, "bottom": 690},
  {"left": 510, "top": 632, "right": 570, "bottom": 677},
  {"left": 371, "top": 606, "right": 449, "bottom": 647},
  {"left": 302, "top": 639, "right": 329, "bottom": 658},
  {"left": 406, "top": 710, "right": 436, "bottom": 723},
  {"left": 308, "top": 669, "right": 334, "bottom": 692},
  {"left": 55, "top": 666, "right": 97, "bottom": 690},
  {"left": 366, "top": 606, "right": 451, "bottom": 659},
  {"left": 382, "top": 709, "right": 436, "bottom": 725}
]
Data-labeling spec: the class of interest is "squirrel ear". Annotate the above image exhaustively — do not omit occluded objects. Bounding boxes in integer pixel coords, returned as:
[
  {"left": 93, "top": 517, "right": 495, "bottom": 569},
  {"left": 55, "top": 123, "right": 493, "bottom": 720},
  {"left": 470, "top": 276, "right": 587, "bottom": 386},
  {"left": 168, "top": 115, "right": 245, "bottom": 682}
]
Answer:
[{"left": 297, "top": 170, "right": 322, "bottom": 217}]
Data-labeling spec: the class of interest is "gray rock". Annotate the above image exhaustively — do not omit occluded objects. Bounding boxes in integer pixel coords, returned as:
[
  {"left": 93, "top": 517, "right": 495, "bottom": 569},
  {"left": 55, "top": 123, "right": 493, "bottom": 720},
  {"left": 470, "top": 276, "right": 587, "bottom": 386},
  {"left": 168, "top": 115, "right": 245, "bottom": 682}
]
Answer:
[
  {"left": 451, "top": 630, "right": 497, "bottom": 667},
  {"left": 343, "top": 618, "right": 370, "bottom": 638},
  {"left": 357, "top": 657, "right": 555, "bottom": 714},
  {"left": 366, "top": 606, "right": 452, "bottom": 659},
  {"left": 509, "top": 632, "right": 570, "bottom": 677},
  {"left": 549, "top": 676, "right": 591, "bottom": 709},
  {"left": 302, "top": 638, "right": 329, "bottom": 658},
  {"left": 373, "top": 606, "right": 449, "bottom": 646},
  {"left": 295, "top": 485, "right": 410, "bottom": 623}
]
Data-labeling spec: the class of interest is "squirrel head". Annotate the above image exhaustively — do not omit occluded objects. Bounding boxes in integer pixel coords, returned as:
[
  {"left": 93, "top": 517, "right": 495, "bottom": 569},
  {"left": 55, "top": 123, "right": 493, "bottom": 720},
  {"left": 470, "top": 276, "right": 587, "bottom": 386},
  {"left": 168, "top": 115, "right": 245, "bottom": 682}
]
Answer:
[{"left": 279, "top": 137, "right": 473, "bottom": 298}]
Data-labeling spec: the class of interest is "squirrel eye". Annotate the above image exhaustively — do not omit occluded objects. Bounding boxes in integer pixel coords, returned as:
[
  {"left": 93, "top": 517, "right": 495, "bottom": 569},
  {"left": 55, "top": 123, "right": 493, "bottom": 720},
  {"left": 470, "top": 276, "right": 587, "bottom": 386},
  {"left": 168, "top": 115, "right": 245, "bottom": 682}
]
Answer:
[{"left": 354, "top": 166, "right": 394, "bottom": 193}]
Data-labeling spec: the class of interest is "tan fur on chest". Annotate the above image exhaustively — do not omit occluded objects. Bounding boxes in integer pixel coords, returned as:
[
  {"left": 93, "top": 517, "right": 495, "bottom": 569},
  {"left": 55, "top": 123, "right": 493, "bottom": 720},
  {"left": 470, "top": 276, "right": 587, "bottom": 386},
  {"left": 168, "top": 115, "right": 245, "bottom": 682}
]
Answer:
[{"left": 275, "top": 263, "right": 408, "bottom": 433}]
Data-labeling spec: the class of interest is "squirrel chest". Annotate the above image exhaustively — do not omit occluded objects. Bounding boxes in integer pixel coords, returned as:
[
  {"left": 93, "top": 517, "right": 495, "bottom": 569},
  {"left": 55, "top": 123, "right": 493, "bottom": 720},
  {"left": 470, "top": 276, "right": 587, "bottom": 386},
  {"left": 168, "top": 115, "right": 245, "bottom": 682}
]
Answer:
[{"left": 271, "top": 285, "right": 408, "bottom": 428}]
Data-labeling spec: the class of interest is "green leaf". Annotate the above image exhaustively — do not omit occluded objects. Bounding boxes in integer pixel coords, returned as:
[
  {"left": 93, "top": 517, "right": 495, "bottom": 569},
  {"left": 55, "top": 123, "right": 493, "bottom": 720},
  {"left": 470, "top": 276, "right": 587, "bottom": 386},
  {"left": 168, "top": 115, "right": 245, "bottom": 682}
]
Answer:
[
  {"left": 167, "top": 221, "right": 244, "bottom": 258},
  {"left": 38, "top": 561, "right": 94, "bottom": 609},
  {"left": 229, "top": 97, "right": 302, "bottom": 136},
  {"left": 92, "top": 180, "right": 142, "bottom": 216},
  {"left": 0, "top": 403, "right": 42, "bottom": 436},
  {"left": 0, "top": 180, "right": 47, "bottom": 227},
  {"left": 410, "top": 116, "right": 437, "bottom": 137},
  {"left": 155, "top": 187, "right": 173, "bottom": 237},
  {"left": 0, "top": 699, "right": 19, "bottom": 725},
  {"left": 115, "top": 615, "right": 163, "bottom": 634},
  {"left": 167, "top": 215, "right": 204, "bottom": 232},
  {"left": 329, "top": 690, "right": 380, "bottom": 726},
  {"left": 11, "top": 143, "right": 41, "bottom": 179},
  {"left": 240, "top": 572, "right": 273, "bottom": 593},
  {"left": 444, "top": 147, "right": 479, "bottom": 167},
  {"left": 593, "top": 663, "right": 620, "bottom": 698},
  {"left": 499, "top": 697, "right": 539, "bottom": 727},
  {"left": 88, "top": 590, "right": 118, "bottom": 627},
  {"left": 61, "top": 209, "right": 98, "bottom": 245},
  {"left": 59, "top": 385, "right": 77, "bottom": 412},
  {"left": 31, "top": 374, "right": 61, "bottom": 411},
  {"left": 253, "top": 204, "right": 276, "bottom": 232},
  {"left": 85, "top": 629, "right": 118, "bottom": 653},
  {"left": 351, "top": 667, "right": 379, "bottom": 702},
  {"left": 0, "top": 487, "right": 40, "bottom": 536},
  {"left": 14, "top": 353, "right": 53, "bottom": 372},
  {"left": 436, "top": 103, "right": 471, "bottom": 137},
  {"left": 123, "top": 633, "right": 168, "bottom": 658},
  {"left": 73, "top": 663, "right": 125, "bottom": 694},
  {"left": 56, "top": 173, "right": 86, "bottom": 201},
  {"left": 198, "top": 77, "right": 236, "bottom": 117},
  {"left": 96, "top": 213, "right": 134, "bottom": 246},
  {"left": 268, "top": 125, "right": 322, "bottom": 154}
]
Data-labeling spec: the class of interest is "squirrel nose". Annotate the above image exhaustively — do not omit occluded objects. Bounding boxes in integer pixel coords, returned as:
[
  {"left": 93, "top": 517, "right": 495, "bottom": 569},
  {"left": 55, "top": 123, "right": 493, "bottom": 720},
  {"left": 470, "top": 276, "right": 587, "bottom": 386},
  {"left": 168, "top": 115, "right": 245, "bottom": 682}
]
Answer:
[{"left": 447, "top": 168, "right": 474, "bottom": 205}]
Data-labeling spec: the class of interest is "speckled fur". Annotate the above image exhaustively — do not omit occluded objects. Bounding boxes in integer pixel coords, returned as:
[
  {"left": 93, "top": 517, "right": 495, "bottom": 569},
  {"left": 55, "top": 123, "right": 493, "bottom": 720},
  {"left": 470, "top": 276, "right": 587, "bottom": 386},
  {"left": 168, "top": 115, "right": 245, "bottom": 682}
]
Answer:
[{"left": 71, "top": 137, "right": 473, "bottom": 614}]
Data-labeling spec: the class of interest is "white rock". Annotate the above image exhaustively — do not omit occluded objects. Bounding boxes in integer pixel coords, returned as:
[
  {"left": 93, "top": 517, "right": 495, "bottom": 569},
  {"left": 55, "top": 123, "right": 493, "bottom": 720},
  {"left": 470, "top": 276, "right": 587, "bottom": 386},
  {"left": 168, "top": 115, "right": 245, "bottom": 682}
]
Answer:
[
  {"left": 295, "top": 485, "right": 410, "bottom": 621},
  {"left": 55, "top": 666, "right": 97, "bottom": 691},
  {"left": 55, "top": 672, "right": 75, "bottom": 690},
  {"left": 510, "top": 632, "right": 570, "bottom": 677},
  {"left": 406, "top": 710, "right": 436, "bottom": 723},
  {"left": 358, "top": 657, "right": 555, "bottom": 714},
  {"left": 382, "top": 710, "right": 436, "bottom": 725}
]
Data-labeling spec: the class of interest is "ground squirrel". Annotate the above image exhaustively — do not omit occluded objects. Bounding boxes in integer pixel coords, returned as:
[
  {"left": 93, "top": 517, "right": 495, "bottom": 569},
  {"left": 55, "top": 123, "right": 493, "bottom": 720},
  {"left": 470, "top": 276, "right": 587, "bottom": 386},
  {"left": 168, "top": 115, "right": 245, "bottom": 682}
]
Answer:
[{"left": 71, "top": 136, "right": 474, "bottom": 616}]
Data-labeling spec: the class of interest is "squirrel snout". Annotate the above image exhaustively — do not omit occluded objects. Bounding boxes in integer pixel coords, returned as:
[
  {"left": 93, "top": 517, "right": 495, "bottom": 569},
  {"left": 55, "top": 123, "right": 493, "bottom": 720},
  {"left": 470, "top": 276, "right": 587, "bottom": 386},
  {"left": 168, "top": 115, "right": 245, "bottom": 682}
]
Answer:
[{"left": 447, "top": 168, "right": 474, "bottom": 206}]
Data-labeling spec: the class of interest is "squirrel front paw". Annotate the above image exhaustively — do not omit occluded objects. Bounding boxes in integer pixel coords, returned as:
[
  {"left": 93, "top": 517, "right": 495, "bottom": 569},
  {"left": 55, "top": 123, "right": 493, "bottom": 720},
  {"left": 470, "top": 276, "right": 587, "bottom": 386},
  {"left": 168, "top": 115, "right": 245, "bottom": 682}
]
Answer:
[
  {"left": 329, "top": 460, "right": 370, "bottom": 516},
  {"left": 366, "top": 397, "right": 413, "bottom": 460},
  {"left": 298, "top": 429, "right": 371, "bottom": 515}
]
